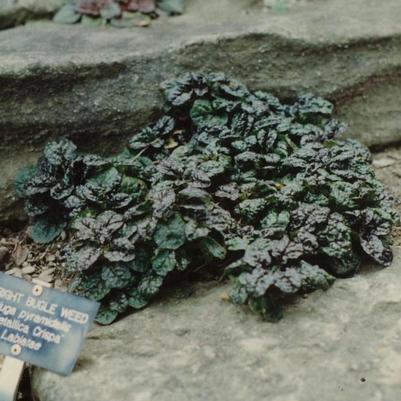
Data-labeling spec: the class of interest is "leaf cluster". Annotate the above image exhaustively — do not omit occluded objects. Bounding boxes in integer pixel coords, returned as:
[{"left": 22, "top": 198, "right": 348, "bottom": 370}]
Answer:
[
  {"left": 53, "top": 0, "right": 184, "bottom": 27},
  {"left": 17, "top": 72, "right": 398, "bottom": 323}
]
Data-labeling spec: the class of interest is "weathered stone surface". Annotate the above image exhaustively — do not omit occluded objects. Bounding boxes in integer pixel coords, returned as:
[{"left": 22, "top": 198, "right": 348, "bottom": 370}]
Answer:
[
  {"left": 0, "top": 0, "right": 64, "bottom": 30},
  {"left": 2, "top": 0, "right": 401, "bottom": 223},
  {"left": 32, "top": 247, "right": 401, "bottom": 401}
]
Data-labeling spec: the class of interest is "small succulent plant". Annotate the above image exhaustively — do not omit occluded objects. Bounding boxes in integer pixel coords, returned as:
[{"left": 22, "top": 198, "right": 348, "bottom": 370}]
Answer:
[{"left": 54, "top": 0, "right": 184, "bottom": 27}]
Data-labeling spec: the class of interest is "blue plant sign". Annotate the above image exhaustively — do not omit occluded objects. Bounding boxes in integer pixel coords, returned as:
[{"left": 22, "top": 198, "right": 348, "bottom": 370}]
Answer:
[{"left": 0, "top": 272, "right": 99, "bottom": 375}]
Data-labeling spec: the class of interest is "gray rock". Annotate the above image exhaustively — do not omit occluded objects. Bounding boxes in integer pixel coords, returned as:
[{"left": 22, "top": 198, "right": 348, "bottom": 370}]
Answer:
[
  {"left": 2, "top": 0, "right": 401, "bottom": 224},
  {"left": 22, "top": 264, "right": 36, "bottom": 275},
  {"left": 372, "top": 157, "right": 396, "bottom": 169},
  {"left": 33, "top": 247, "right": 401, "bottom": 401},
  {"left": 37, "top": 269, "right": 55, "bottom": 283},
  {"left": 6, "top": 267, "right": 23, "bottom": 278},
  {"left": 0, "top": 0, "right": 65, "bottom": 30}
]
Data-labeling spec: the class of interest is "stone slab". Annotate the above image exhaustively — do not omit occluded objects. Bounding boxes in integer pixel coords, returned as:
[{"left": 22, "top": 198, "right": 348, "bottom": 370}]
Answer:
[
  {"left": 0, "top": 0, "right": 64, "bottom": 30},
  {"left": 2, "top": 0, "right": 401, "bottom": 223},
  {"left": 32, "top": 247, "right": 401, "bottom": 401}
]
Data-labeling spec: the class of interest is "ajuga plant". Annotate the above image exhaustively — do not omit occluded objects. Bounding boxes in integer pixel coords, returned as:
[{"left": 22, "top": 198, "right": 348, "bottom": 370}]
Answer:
[
  {"left": 16, "top": 72, "right": 399, "bottom": 324},
  {"left": 54, "top": 0, "right": 184, "bottom": 27}
]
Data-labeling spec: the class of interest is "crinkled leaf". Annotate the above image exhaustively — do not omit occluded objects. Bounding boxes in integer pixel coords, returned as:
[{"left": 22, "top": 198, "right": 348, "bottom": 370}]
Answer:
[
  {"left": 69, "top": 272, "right": 110, "bottom": 301},
  {"left": 43, "top": 139, "right": 77, "bottom": 166},
  {"left": 96, "top": 292, "right": 128, "bottom": 325},
  {"left": 15, "top": 166, "right": 36, "bottom": 198},
  {"left": 152, "top": 249, "right": 176, "bottom": 276},
  {"left": 190, "top": 100, "right": 228, "bottom": 128},
  {"left": 101, "top": 265, "right": 132, "bottom": 289},
  {"left": 360, "top": 234, "right": 393, "bottom": 267},
  {"left": 137, "top": 274, "right": 164, "bottom": 298},
  {"left": 200, "top": 237, "right": 227, "bottom": 260},
  {"left": 153, "top": 212, "right": 186, "bottom": 250},
  {"left": 31, "top": 217, "right": 66, "bottom": 244},
  {"left": 69, "top": 246, "right": 102, "bottom": 271}
]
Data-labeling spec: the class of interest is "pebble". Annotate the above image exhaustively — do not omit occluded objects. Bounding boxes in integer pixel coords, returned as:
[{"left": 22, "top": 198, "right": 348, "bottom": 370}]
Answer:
[
  {"left": 6, "top": 268, "right": 23, "bottom": 278},
  {"left": 37, "top": 270, "right": 55, "bottom": 283},
  {"left": 22, "top": 274, "right": 33, "bottom": 282},
  {"left": 22, "top": 265, "right": 36, "bottom": 275},
  {"left": 47, "top": 254, "right": 56, "bottom": 263},
  {"left": 14, "top": 245, "right": 29, "bottom": 266},
  {"left": 372, "top": 157, "right": 395, "bottom": 168},
  {"left": 44, "top": 267, "right": 56, "bottom": 275},
  {"left": 54, "top": 279, "right": 65, "bottom": 290}
]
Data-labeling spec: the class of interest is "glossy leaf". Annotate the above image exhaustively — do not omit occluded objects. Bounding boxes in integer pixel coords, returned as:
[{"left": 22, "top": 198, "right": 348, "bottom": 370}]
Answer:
[{"left": 153, "top": 213, "right": 186, "bottom": 250}]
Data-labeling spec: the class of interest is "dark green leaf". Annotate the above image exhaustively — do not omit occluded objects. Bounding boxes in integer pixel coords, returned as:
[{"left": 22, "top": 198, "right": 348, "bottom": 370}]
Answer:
[
  {"left": 200, "top": 237, "right": 227, "bottom": 260},
  {"left": 190, "top": 100, "right": 228, "bottom": 128},
  {"left": 152, "top": 249, "right": 176, "bottom": 276},
  {"left": 153, "top": 213, "right": 186, "bottom": 250},
  {"left": 101, "top": 265, "right": 132, "bottom": 289},
  {"left": 31, "top": 217, "right": 65, "bottom": 244},
  {"left": 53, "top": 3, "right": 82, "bottom": 24},
  {"left": 15, "top": 166, "right": 36, "bottom": 198}
]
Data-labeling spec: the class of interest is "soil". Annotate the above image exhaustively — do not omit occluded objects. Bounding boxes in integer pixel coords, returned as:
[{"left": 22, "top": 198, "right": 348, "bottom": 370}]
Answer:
[{"left": 0, "top": 229, "right": 66, "bottom": 288}]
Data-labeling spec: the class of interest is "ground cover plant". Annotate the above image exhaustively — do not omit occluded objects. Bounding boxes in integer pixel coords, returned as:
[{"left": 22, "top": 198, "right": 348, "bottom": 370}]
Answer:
[
  {"left": 54, "top": 0, "right": 184, "bottom": 27},
  {"left": 16, "top": 72, "right": 399, "bottom": 324}
]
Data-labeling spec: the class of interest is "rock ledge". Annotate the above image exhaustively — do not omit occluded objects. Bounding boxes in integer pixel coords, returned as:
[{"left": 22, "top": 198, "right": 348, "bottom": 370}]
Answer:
[{"left": 33, "top": 248, "right": 401, "bottom": 401}]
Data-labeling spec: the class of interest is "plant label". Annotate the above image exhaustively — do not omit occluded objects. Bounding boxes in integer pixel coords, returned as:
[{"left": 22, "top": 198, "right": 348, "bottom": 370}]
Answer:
[{"left": 0, "top": 272, "right": 99, "bottom": 376}]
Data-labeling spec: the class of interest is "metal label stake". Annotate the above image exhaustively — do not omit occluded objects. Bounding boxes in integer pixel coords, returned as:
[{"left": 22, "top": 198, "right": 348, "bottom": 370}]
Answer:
[
  {"left": 0, "top": 356, "right": 25, "bottom": 401},
  {"left": 0, "top": 279, "right": 51, "bottom": 401}
]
